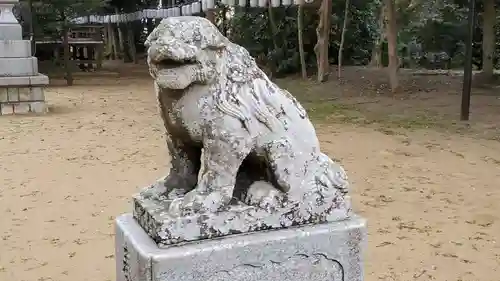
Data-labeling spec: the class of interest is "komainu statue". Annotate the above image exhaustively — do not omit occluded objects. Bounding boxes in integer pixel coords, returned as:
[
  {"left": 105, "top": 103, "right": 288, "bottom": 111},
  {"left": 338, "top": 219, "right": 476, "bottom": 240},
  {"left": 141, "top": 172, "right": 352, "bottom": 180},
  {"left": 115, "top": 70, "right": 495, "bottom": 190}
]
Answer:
[{"left": 134, "top": 16, "right": 352, "bottom": 246}]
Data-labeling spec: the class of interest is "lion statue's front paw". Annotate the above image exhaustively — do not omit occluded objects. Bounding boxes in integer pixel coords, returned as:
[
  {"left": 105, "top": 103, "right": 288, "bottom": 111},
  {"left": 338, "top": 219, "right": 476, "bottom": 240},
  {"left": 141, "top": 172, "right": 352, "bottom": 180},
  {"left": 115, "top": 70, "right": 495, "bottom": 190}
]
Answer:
[
  {"left": 168, "top": 188, "right": 234, "bottom": 216},
  {"left": 244, "top": 181, "right": 287, "bottom": 211}
]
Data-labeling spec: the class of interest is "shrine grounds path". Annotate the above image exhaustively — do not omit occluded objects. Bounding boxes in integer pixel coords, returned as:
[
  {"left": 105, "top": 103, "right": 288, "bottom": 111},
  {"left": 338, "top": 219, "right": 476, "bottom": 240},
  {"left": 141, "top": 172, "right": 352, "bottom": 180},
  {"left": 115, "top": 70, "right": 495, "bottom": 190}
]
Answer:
[{"left": 1, "top": 66, "right": 499, "bottom": 281}]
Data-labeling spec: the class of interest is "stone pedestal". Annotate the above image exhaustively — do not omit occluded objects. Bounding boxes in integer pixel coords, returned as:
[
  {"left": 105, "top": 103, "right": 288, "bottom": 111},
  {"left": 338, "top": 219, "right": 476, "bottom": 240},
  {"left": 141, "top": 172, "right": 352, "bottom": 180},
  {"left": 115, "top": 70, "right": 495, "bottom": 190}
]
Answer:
[
  {"left": 0, "top": 0, "right": 48, "bottom": 115},
  {"left": 115, "top": 213, "right": 366, "bottom": 281}
]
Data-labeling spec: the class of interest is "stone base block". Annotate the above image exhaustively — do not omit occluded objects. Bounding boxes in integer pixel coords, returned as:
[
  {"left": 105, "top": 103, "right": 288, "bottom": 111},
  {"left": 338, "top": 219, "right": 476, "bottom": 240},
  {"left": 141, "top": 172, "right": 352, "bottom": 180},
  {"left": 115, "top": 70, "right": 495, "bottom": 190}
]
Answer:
[
  {"left": 0, "top": 57, "right": 38, "bottom": 76},
  {"left": 0, "top": 101, "right": 47, "bottom": 115},
  {"left": 0, "top": 24, "right": 22, "bottom": 41},
  {"left": 0, "top": 40, "right": 32, "bottom": 58},
  {"left": 0, "top": 74, "right": 49, "bottom": 87},
  {"left": 133, "top": 180, "right": 351, "bottom": 247},
  {"left": 0, "top": 85, "right": 47, "bottom": 115},
  {"left": 115, "top": 213, "right": 366, "bottom": 281}
]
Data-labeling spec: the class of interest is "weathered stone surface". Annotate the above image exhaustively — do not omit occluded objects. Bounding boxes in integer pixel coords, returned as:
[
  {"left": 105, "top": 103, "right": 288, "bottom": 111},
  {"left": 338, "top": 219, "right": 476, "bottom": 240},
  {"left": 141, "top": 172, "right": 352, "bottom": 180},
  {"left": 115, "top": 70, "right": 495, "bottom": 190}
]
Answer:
[
  {"left": 138, "top": 15, "right": 351, "bottom": 243},
  {"left": 29, "top": 101, "right": 47, "bottom": 113},
  {"left": 0, "top": 103, "right": 13, "bottom": 115},
  {"left": 0, "top": 88, "right": 7, "bottom": 102},
  {"left": 7, "top": 87, "right": 18, "bottom": 101},
  {"left": 13, "top": 102, "right": 29, "bottom": 114},
  {"left": 18, "top": 87, "right": 30, "bottom": 101},
  {"left": 116, "top": 213, "right": 366, "bottom": 281},
  {"left": 134, "top": 178, "right": 351, "bottom": 246}
]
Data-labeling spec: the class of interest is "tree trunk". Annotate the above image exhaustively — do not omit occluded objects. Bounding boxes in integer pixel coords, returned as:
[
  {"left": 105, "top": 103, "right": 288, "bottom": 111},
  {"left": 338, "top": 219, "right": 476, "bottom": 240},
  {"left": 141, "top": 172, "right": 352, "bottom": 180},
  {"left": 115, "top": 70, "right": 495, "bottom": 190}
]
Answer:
[
  {"left": 108, "top": 24, "right": 115, "bottom": 60},
  {"left": 267, "top": 1, "right": 280, "bottom": 77},
  {"left": 384, "top": 0, "right": 399, "bottom": 92},
  {"left": 337, "top": 0, "right": 350, "bottom": 78},
  {"left": 205, "top": 10, "right": 216, "bottom": 24},
  {"left": 297, "top": 3, "right": 307, "bottom": 79},
  {"left": 127, "top": 22, "right": 137, "bottom": 63},
  {"left": 27, "top": 0, "right": 35, "bottom": 55},
  {"left": 369, "top": 5, "right": 385, "bottom": 67},
  {"left": 267, "top": 1, "right": 279, "bottom": 50},
  {"left": 482, "top": 0, "right": 496, "bottom": 79},
  {"left": 314, "top": 0, "right": 333, "bottom": 82},
  {"left": 115, "top": 8, "right": 125, "bottom": 60},
  {"left": 62, "top": 25, "right": 73, "bottom": 86}
]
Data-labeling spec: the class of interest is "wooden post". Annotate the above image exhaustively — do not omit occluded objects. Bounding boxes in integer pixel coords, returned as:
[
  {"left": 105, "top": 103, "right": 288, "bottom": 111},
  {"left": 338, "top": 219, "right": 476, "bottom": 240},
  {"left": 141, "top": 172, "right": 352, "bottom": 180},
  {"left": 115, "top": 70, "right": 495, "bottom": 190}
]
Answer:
[
  {"left": 103, "top": 22, "right": 109, "bottom": 60},
  {"left": 62, "top": 26, "right": 73, "bottom": 86},
  {"left": 314, "top": 0, "right": 333, "bottom": 82},
  {"left": 97, "top": 43, "right": 104, "bottom": 69},
  {"left": 53, "top": 47, "right": 59, "bottom": 66}
]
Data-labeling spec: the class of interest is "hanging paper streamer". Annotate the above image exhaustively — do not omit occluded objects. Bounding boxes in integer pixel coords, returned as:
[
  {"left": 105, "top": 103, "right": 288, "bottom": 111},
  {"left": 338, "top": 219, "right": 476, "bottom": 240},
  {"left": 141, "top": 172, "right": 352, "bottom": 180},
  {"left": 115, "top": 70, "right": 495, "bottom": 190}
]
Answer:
[
  {"left": 221, "top": 0, "right": 229, "bottom": 5},
  {"left": 282, "top": 0, "right": 291, "bottom": 5},
  {"left": 206, "top": 0, "right": 215, "bottom": 9},
  {"left": 202, "top": 0, "right": 207, "bottom": 11},
  {"left": 258, "top": 0, "right": 266, "bottom": 7},
  {"left": 192, "top": 2, "right": 201, "bottom": 14},
  {"left": 227, "top": 0, "right": 236, "bottom": 6},
  {"left": 136, "top": 11, "right": 143, "bottom": 20},
  {"left": 186, "top": 5, "right": 193, "bottom": 15},
  {"left": 174, "top": 7, "right": 181, "bottom": 16},
  {"left": 271, "top": 0, "right": 279, "bottom": 7},
  {"left": 250, "top": 0, "right": 258, "bottom": 7},
  {"left": 238, "top": 0, "right": 246, "bottom": 6}
]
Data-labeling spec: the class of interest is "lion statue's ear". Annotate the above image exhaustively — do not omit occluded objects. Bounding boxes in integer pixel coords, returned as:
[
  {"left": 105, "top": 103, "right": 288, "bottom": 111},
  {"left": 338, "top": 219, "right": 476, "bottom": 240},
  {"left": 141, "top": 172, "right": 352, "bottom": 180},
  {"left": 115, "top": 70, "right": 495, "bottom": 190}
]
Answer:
[
  {"left": 197, "top": 19, "right": 228, "bottom": 50},
  {"left": 199, "top": 32, "right": 227, "bottom": 50}
]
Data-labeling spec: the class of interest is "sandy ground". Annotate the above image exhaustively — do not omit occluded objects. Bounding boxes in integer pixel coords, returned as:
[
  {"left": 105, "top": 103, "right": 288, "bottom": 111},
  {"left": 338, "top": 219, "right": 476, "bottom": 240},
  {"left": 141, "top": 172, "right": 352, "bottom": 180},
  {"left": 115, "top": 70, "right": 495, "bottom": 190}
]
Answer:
[{"left": 1, "top": 75, "right": 500, "bottom": 281}]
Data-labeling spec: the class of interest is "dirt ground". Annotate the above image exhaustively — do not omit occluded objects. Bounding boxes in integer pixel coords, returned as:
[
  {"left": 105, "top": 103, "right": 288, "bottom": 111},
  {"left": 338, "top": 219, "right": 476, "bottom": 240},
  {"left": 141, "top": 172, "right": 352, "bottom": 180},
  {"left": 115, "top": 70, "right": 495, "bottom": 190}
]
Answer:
[{"left": 1, "top": 66, "right": 500, "bottom": 281}]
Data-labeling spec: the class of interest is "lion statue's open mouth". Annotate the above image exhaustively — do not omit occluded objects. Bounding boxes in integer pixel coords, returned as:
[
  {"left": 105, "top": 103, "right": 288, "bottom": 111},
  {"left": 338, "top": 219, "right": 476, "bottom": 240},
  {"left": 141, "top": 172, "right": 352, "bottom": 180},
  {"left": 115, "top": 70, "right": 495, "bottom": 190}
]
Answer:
[{"left": 144, "top": 16, "right": 226, "bottom": 90}]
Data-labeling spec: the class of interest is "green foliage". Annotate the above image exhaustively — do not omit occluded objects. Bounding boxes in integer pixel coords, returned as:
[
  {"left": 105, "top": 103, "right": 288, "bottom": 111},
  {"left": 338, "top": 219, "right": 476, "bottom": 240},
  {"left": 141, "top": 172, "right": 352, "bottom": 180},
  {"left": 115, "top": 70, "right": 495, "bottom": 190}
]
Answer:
[
  {"left": 20, "top": 0, "right": 109, "bottom": 39},
  {"left": 227, "top": 0, "right": 375, "bottom": 75}
]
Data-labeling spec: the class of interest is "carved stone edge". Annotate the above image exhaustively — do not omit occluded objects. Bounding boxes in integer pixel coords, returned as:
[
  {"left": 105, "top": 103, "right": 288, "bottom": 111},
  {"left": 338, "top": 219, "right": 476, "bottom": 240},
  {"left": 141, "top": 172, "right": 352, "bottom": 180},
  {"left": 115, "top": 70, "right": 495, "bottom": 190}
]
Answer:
[{"left": 132, "top": 183, "right": 353, "bottom": 247}]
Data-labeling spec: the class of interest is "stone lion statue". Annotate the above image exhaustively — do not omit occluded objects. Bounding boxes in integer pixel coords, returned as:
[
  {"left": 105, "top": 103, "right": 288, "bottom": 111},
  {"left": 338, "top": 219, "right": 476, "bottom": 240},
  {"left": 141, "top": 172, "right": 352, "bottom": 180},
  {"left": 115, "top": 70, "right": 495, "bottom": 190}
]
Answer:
[{"left": 144, "top": 16, "right": 349, "bottom": 217}]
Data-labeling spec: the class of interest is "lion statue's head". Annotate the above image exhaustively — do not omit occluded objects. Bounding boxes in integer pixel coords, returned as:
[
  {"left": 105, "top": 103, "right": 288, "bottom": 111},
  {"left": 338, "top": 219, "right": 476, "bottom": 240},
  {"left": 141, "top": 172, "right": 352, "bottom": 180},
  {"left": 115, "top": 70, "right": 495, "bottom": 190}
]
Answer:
[
  {"left": 145, "top": 16, "right": 307, "bottom": 133},
  {"left": 144, "top": 16, "right": 232, "bottom": 90}
]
